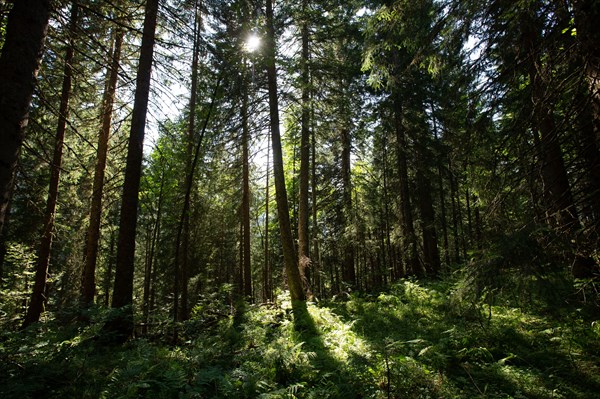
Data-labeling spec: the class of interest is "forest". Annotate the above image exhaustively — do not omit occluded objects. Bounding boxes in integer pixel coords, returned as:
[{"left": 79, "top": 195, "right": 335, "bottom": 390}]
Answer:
[{"left": 0, "top": 0, "right": 599, "bottom": 397}]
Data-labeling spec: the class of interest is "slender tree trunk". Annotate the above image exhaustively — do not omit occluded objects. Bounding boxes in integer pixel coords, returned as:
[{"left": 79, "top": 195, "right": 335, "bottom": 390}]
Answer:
[
  {"left": 179, "top": 0, "right": 202, "bottom": 319},
  {"left": 108, "top": 0, "right": 159, "bottom": 340},
  {"left": 393, "top": 97, "right": 419, "bottom": 275},
  {"left": 173, "top": 76, "right": 221, "bottom": 322},
  {"left": 298, "top": 1, "right": 311, "bottom": 296},
  {"left": 143, "top": 167, "right": 164, "bottom": 334},
  {"left": 104, "top": 230, "right": 115, "bottom": 307},
  {"left": 263, "top": 143, "right": 272, "bottom": 302},
  {"left": 22, "top": 3, "right": 78, "bottom": 328},
  {"left": 241, "top": 67, "right": 252, "bottom": 299},
  {"left": 0, "top": 0, "right": 51, "bottom": 237},
  {"left": 81, "top": 27, "right": 123, "bottom": 305},
  {"left": 341, "top": 127, "right": 356, "bottom": 287},
  {"left": 415, "top": 142, "right": 440, "bottom": 276},
  {"left": 311, "top": 113, "right": 321, "bottom": 298},
  {"left": 449, "top": 162, "right": 461, "bottom": 264},
  {"left": 265, "top": 0, "right": 305, "bottom": 302}
]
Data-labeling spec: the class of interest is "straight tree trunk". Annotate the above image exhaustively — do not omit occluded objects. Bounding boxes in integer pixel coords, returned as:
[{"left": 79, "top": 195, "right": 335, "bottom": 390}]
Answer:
[
  {"left": 143, "top": 167, "right": 164, "bottom": 334},
  {"left": 23, "top": 3, "right": 78, "bottom": 328},
  {"left": 173, "top": 75, "right": 221, "bottom": 322},
  {"left": 393, "top": 97, "right": 419, "bottom": 275},
  {"left": 298, "top": 0, "right": 311, "bottom": 296},
  {"left": 522, "top": 13, "right": 594, "bottom": 277},
  {"left": 180, "top": 0, "right": 202, "bottom": 319},
  {"left": 0, "top": 0, "right": 51, "bottom": 236},
  {"left": 241, "top": 66, "right": 252, "bottom": 299},
  {"left": 573, "top": 0, "right": 600, "bottom": 143},
  {"left": 415, "top": 142, "right": 440, "bottom": 276},
  {"left": 341, "top": 127, "right": 356, "bottom": 287},
  {"left": 108, "top": 0, "right": 159, "bottom": 340},
  {"left": 311, "top": 113, "right": 321, "bottom": 298},
  {"left": 263, "top": 144, "right": 272, "bottom": 302},
  {"left": 81, "top": 27, "right": 123, "bottom": 305},
  {"left": 265, "top": 0, "right": 305, "bottom": 302},
  {"left": 448, "top": 160, "right": 461, "bottom": 264}
]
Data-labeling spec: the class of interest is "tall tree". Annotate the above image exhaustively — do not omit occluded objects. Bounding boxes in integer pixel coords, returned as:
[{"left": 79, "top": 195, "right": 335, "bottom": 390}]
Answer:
[
  {"left": 0, "top": 0, "right": 51, "bottom": 237},
  {"left": 265, "top": 0, "right": 305, "bottom": 302},
  {"left": 176, "top": 0, "right": 202, "bottom": 321},
  {"left": 81, "top": 27, "right": 124, "bottom": 305},
  {"left": 108, "top": 0, "right": 159, "bottom": 339},
  {"left": 297, "top": 0, "right": 311, "bottom": 296},
  {"left": 23, "top": 2, "right": 79, "bottom": 328}
]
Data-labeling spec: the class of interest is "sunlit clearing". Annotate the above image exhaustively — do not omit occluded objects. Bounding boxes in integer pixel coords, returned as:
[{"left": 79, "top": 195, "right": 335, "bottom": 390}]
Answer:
[{"left": 244, "top": 33, "right": 261, "bottom": 53}]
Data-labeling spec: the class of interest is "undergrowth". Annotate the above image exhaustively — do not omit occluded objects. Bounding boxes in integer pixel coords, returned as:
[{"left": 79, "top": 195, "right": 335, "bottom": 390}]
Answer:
[{"left": 1, "top": 280, "right": 599, "bottom": 398}]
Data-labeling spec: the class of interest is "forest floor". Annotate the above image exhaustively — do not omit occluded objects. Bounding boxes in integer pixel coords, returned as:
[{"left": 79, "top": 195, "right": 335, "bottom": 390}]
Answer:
[{"left": 1, "top": 279, "right": 599, "bottom": 398}]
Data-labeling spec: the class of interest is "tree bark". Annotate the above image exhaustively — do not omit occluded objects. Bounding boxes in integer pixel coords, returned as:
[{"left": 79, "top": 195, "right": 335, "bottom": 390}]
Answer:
[
  {"left": 263, "top": 144, "right": 272, "bottom": 302},
  {"left": 0, "top": 0, "right": 51, "bottom": 237},
  {"left": 415, "top": 141, "right": 440, "bottom": 276},
  {"left": 241, "top": 72, "right": 252, "bottom": 298},
  {"left": 393, "top": 97, "right": 419, "bottom": 275},
  {"left": 22, "top": 3, "right": 78, "bottom": 328},
  {"left": 311, "top": 108, "right": 321, "bottom": 297},
  {"left": 81, "top": 27, "right": 123, "bottom": 305},
  {"left": 179, "top": 0, "right": 202, "bottom": 319},
  {"left": 265, "top": 0, "right": 305, "bottom": 302},
  {"left": 143, "top": 166, "right": 164, "bottom": 334},
  {"left": 298, "top": 0, "right": 311, "bottom": 296},
  {"left": 108, "top": 0, "right": 159, "bottom": 340},
  {"left": 341, "top": 127, "right": 356, "bottom": 287}
]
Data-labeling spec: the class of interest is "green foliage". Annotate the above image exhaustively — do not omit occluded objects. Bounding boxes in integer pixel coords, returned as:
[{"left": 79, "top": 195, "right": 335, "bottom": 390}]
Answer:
[
  {"left": 452, "top": 227, "right": 574, "bottom": 314},
  {"left": 1, "top": 282, "right": 598, "bottom": 398}
]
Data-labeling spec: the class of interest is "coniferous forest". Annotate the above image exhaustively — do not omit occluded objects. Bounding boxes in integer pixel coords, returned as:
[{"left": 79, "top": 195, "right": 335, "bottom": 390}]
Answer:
[{"left": 0, "top": 0, "right": 599, "bottom": 397}]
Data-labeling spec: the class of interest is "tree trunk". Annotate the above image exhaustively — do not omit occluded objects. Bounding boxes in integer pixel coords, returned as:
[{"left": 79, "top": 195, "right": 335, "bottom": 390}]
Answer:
[
  {"left": 143, "top": 166, "right": 164, "bottom": 334},
  {"left": 298, "top": 1, "right": 311, "bottom": 296},
  {"left": 263, "top": 144, "right": 272, "bottom": 302},
  {"left": 179, "top": 0, "right": 202, "bottom": 319},
  {"left": 394, "top": 97, "right": 419, "bottom": 275},
  {"left": 265, "top": 0, "right": 305, "bottom": 302},
  {"left": 573, "top": 0, "right": 600, "bottom": 143},
  {"left": 22, "top": 3, "right": 78, "bottom": 329},
  {"left": 81, "top": 27, "right": 123, "bottom": 305},
  {"left": 415, "top": 142, "right": 440, "bottom": 276},
  {"left": 241, "top": 67, "right": 252, "bottom": 299},
  {"left": 108, "top": 0, "right": 159, "bottom": 340},
  {"left": 0, "top": 0, "right": 51, "bottom": 237},
  {"left": 522, "top": 13, "right": 593, "bottom": 277},
  {"left": 341, "top": 127, "right": 356, "bottom": 287},
  {"left": 311, "top": 110, "right": 321, "bottom": 298}
]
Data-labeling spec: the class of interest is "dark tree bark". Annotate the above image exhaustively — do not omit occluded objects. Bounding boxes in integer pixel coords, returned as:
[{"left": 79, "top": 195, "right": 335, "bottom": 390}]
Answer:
[
  {"left": 81, "top": 27, "right": 123, "bottom": 305},
  {"left": 241, "top": 73, "right": 252, "bottom": 298},
  {"left": 0, "top": 0, "right": 51, "bottom": 237},
  {"left": 263, "top": 144, "right": 272, "bottom": 302},
  {"left": 415, "top": 142, "right": 440, "bottom": 276},
  {"left": 341, "top": 127, "right": 356, "bottom": 287},
  {"left": 22, "top": 3, "right": 78, "bottom": 328},
  {"left": 143, "top": 166, "right": 164, "bottom": 334},
  {"left": 179, "top": 0, "right": 202, "bottom": 319},
  {"left": 108, "top": 0, "right": 159, "bottom": 340},
  {"left": 265, "top": 0, "right": 305, "bottom": 302},
  {"left": 298, "top": 0, "right": 311, "bottom": 296},
  {"left": 311, "top": 109, "right": 321, "bottom": 297},
  {"left": 573, "top": 0, "right": 600, "bottom": 143},
  {"left": 393, "top": 97, "right": 419, "bottom": 275}
]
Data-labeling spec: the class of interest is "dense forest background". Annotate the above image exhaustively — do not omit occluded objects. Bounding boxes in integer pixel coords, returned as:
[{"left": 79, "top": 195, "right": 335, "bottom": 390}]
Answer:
[{"left": 0, "top": 0, "right": 599, "bottom": 398}]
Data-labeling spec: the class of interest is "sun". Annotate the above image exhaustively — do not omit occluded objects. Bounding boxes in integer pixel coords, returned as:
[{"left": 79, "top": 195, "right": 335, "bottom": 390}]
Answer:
[{"left": 244, "top": 33, "right": 261, "bottom": 53}]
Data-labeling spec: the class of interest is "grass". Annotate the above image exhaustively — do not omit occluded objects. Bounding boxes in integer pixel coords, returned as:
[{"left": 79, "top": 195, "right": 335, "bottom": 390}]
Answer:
[{"left": 1, "top": 279, "right": 599, "bottom": 398}]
